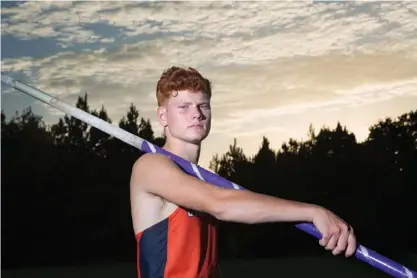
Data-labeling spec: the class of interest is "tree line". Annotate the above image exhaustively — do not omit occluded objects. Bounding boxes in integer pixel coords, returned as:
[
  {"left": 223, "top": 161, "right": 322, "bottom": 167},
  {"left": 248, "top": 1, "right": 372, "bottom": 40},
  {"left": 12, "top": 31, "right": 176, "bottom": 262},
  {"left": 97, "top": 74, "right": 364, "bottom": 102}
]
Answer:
[{"left": 2, "top": 93, "right": 416, "bottom": 269}]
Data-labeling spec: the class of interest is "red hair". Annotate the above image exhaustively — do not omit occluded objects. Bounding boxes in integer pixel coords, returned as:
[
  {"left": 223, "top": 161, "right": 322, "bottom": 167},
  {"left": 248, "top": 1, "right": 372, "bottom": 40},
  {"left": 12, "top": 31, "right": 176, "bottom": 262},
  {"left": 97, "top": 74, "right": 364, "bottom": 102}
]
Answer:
[{"left": 156, "top": 66, "right": 212, "bottom": 106}]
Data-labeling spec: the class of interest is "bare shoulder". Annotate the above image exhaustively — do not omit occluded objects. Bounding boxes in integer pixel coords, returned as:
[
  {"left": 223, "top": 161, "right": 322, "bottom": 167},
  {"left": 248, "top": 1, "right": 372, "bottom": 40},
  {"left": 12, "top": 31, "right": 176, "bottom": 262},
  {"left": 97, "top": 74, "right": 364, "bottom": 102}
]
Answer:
[
  {"left": 130, "top": 152, "right": 227, "bottom": 218},
  {"left": 130, "top": 153, "right": 176, "bottom": 234},
  {"left": 132, "top": 152, "right": 177, "bottom": 173},
  {"left": 130, "top": 152, "right": 181, "bottom": 190}
]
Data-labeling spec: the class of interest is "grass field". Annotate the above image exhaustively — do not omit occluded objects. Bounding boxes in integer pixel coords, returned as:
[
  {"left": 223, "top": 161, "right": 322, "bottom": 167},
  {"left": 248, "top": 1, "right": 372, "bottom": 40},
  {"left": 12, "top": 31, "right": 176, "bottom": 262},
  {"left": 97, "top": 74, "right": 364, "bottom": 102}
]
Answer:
[{"left": 4, "top": 256, "right": 413, "bottom": 278}]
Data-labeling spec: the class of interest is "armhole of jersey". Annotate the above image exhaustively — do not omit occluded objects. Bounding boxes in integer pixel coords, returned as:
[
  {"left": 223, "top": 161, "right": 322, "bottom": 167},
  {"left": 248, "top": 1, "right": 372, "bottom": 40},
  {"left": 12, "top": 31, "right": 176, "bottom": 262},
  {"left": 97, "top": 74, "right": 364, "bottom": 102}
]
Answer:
[{"left": 135, "top": 206, "right": 182, "bottom": 240}]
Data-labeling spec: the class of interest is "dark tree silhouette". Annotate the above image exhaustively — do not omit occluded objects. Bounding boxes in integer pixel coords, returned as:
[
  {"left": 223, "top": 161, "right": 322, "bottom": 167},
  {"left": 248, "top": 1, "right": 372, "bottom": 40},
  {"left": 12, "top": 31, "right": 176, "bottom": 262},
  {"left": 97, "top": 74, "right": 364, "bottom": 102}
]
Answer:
[{"left": 1, "top": 98, "right": 416, "bottom": 270}]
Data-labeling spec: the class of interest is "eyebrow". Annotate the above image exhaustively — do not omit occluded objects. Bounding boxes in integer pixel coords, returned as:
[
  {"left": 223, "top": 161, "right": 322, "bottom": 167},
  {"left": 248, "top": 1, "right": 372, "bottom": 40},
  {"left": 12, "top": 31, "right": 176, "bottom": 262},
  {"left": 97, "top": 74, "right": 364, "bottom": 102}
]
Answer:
[{"left": 179, "top": 101, "right": 210, "bottom": 105}]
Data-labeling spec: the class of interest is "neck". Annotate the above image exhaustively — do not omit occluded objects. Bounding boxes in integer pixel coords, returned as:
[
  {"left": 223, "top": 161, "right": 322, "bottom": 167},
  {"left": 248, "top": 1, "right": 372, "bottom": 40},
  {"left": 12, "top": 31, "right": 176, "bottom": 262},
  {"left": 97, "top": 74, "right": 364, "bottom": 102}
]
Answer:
[{"left": 163, "top": 138, "right": 201, "bottom": 164}]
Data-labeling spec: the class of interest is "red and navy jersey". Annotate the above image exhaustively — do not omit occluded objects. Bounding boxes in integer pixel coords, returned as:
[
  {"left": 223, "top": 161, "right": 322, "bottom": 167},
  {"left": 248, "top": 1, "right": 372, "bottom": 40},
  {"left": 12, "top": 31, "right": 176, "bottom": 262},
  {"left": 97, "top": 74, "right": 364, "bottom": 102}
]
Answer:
[{"left": 135, "top": 206, "right": 219, "bottom": 278}]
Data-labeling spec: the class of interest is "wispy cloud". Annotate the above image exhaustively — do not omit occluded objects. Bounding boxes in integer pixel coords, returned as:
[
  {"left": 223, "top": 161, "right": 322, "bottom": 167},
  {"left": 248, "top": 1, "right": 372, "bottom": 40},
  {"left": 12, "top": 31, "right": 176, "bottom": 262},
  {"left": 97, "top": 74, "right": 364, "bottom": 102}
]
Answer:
[{"left": 2, "top": 1, "right": 416, "bottom": 165}]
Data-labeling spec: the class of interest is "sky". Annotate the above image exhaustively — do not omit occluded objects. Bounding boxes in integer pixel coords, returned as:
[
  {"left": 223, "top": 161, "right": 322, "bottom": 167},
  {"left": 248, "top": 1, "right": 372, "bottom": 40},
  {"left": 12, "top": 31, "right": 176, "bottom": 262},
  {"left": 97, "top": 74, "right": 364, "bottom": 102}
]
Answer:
[{"left": 1, "top": 1, "right": 417, "bottom": 169}]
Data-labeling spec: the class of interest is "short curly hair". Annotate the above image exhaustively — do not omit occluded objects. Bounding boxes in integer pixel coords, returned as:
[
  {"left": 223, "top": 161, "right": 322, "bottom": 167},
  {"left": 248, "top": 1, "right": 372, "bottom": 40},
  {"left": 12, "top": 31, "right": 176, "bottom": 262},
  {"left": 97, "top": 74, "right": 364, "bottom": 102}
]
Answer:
[{"left": 156, "top": 66, "right": 212, "bottom": 106}]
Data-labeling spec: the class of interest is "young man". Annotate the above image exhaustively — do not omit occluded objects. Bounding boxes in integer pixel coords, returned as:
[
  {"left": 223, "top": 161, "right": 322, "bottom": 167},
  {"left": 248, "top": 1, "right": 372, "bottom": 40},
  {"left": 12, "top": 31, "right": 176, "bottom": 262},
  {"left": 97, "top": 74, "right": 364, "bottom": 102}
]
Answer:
[{"left": 130, "top": 66, "right": 357, "bottom": 278}]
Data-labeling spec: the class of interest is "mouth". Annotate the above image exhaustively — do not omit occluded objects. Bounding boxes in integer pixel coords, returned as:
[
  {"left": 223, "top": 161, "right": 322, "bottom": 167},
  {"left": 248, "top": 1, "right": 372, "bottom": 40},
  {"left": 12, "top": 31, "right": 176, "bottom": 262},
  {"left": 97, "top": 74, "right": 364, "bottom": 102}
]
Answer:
[{"left": 189, "top": 124, "right": 204, "bottom": 129}]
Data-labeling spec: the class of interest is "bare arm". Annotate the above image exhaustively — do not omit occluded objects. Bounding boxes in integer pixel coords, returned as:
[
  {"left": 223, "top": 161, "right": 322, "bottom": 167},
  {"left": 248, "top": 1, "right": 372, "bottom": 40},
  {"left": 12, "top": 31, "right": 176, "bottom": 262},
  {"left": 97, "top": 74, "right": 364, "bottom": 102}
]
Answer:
[
  {"left": 131, "top": 153, "right": 317, "bottom": 224},
  {"left": 131, "top": 153, "right": 357, "bottom": 257}
]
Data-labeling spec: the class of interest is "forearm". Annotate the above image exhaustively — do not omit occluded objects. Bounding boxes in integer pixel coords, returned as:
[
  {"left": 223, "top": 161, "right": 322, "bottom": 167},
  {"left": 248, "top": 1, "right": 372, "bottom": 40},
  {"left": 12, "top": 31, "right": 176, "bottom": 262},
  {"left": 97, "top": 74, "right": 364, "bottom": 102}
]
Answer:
[{"left": 215, "top": 189, "right": 319, "bottom": 224}]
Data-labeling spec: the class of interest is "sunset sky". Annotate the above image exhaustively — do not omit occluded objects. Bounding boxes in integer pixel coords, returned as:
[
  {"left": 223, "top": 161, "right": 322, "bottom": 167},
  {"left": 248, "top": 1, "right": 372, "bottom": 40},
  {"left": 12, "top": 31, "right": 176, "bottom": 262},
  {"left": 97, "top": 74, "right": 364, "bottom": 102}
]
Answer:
[{"left": 2, "top": 1, "right": 417, "bottom": 168}]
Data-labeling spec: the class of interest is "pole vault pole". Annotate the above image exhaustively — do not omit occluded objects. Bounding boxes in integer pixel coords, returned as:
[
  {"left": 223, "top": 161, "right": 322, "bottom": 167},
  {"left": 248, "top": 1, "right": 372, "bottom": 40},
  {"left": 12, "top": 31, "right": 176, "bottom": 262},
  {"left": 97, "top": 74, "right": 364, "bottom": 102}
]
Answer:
[{"left": 1, "top": 73, "right": 416, "bottom": 278}]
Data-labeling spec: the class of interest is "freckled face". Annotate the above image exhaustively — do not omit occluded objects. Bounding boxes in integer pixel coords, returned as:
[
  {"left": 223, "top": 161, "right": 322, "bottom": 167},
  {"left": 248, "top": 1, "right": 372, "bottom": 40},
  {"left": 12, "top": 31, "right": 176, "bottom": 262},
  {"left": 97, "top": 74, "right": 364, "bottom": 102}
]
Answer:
[{"left": 158, "top": 90, "right": 212, "bottom": 144}]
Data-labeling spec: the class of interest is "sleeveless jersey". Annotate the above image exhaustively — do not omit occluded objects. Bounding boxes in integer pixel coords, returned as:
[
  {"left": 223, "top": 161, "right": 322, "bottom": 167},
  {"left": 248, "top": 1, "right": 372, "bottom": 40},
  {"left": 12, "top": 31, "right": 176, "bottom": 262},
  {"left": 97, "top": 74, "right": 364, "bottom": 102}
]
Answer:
[{"left": 135, "top": 206, "right": 219, "bottom": 278}]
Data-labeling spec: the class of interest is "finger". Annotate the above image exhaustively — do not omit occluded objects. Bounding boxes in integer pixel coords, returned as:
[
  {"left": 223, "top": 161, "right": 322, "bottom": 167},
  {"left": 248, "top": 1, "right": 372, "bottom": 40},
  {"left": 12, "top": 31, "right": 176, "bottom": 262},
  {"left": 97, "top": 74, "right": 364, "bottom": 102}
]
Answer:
[
  {"left": 345, "top": 228, "right": 357, "bottom": 257},
  {"left": 332, "top": 226, "right": 349, "bottom": 255},
  {"left": 319, "top": 233, "right": 331, "bottom": 247},
  {"left": 325, "top": 226, "right": 341, "bottom": 250},
  {"left": 325, "top": 234, "right": 338, "bottom": 250}
]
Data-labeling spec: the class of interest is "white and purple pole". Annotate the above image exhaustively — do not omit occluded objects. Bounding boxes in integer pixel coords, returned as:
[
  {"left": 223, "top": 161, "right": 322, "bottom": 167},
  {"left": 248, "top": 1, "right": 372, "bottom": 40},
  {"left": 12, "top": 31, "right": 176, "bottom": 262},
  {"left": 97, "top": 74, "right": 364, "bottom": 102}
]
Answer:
[{"left": 2, "top": 74, "right": 416, "bottom": 278}]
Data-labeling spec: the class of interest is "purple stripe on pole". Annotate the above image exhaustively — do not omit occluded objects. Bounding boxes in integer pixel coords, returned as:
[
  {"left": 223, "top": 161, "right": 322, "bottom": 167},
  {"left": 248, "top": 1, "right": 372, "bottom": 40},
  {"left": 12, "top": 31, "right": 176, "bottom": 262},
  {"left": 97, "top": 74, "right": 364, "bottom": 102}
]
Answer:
[{"left": 141, "top": 140, "right": 416, "bottom": 278}]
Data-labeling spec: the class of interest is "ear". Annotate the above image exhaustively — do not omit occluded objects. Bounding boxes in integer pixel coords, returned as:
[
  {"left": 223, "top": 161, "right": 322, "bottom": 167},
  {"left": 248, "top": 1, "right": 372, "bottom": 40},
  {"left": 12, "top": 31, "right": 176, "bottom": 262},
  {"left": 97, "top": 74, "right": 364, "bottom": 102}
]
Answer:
[{"left": 157, "top": 106, "right": 168, "bottom": 127}]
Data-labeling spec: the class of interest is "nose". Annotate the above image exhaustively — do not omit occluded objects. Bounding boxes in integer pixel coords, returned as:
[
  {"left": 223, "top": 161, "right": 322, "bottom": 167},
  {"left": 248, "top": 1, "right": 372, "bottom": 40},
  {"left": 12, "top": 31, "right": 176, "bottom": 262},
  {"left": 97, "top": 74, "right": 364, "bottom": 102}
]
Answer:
[{"left": 192, "top": 106, "right": 203, "bottom": 119}]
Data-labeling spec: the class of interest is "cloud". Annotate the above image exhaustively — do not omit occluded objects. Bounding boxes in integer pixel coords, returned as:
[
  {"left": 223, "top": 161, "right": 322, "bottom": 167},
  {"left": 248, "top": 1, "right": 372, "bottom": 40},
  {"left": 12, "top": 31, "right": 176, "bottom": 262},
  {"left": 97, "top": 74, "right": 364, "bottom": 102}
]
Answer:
[
  {"left": 3, "top": 2, "right": 417, "bottom": 51},
  {"left": 2, "top": 1, "right": 416, "bottom": 142},
  {"left": 223, "top": 78, "right": 417, "bottom": 123}
]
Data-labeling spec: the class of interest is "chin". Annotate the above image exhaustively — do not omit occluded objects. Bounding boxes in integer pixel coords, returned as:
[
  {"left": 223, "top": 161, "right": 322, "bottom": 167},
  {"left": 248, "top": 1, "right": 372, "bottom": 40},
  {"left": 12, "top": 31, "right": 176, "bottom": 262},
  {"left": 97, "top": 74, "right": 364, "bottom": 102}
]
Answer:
[
  {"left": 186, "top": 135, "right": 208, "bottom": 144},
  {"left": 184, "top": 131, "right": 209, "bottom": 144}
]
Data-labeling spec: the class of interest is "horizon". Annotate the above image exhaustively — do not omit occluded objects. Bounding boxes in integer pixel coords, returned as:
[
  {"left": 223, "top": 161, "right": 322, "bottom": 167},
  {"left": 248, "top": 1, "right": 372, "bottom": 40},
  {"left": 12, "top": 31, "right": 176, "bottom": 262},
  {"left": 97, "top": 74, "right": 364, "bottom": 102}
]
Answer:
[
  {"left": 2, "top": 93, "right": 413, "bottom": 167},
  {"left": 2, "top": 1, "right": 417, "bottom": 168}
]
